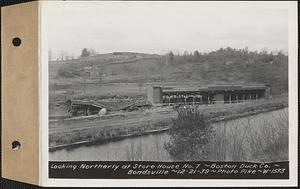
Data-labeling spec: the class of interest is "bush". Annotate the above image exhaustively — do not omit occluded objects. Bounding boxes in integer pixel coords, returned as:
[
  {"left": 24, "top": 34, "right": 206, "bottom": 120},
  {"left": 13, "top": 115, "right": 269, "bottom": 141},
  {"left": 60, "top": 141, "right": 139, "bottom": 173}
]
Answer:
[
  {"left": 165, "top": 106, "right": 215, "bottom": 161},
  {"left": 57, "top": 68, "right": 80, "bottom": 78}
]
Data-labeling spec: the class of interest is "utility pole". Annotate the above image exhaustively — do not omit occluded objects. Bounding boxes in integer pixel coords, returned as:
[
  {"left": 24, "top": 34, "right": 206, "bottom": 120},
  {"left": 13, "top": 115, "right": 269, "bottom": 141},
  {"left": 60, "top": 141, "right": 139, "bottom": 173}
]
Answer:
[
  {"left": 139, "top": 74, "right": 142, "bottom": 93},
  {"left": 99, "top": 70, "right": 102, "bottom": 88},
  {"left": 225, "top": 61, "right": 232, "bottom": 83},
  {"left": 226, "top": 66, "right": 229, "bottom": 83},
  {"left": 138, "top": 59, "right": 143, "bottom": 93},
  {"left": 99, "top": 72, "right": 102, "bottom": 88},
  {"left": 99, "top": 65, "right": 103, "bottom": 88},
  {"left": 83, "top": 76, "right": 86, "bottom": 94},
  {"left": 224, "top": 123, "right": 227, "bottom": 160}
]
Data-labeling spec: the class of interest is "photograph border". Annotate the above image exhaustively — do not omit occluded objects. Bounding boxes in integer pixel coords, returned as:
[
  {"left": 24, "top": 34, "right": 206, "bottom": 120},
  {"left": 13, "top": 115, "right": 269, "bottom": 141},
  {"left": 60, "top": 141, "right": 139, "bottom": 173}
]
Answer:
[{"left": 40, "top": 1, "right": 298, "bottom": 187}]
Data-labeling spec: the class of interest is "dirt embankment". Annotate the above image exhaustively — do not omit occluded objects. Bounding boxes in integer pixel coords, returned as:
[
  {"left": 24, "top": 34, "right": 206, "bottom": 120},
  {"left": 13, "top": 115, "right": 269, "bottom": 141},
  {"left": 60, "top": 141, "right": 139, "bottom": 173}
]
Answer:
[{"left": 49, "top": 97, "right": 288, "bottom": 151}]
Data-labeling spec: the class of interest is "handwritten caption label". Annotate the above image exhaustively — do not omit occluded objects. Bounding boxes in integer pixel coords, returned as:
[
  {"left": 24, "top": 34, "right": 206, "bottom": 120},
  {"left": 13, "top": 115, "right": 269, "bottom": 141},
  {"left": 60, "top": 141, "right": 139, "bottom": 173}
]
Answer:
[{"left": 49, "top": 161, "right": 289, "bottom": 179}]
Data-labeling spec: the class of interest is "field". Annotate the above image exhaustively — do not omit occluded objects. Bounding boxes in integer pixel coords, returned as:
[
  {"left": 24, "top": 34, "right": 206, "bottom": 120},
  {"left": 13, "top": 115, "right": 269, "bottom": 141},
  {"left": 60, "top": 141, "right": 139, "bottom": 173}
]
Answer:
[{"left": 49, "top": 50, "right": 288, "bottom": 101}]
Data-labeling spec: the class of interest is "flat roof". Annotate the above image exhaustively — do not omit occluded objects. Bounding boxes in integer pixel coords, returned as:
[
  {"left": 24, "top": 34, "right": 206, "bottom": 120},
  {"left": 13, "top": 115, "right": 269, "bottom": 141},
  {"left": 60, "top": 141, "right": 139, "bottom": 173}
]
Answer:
[
  {"left": 70, "top": 100, "right": 108, "bottom": 109},
  {"left": 162, "top": 84, "right": 267, "bottom": 93}
]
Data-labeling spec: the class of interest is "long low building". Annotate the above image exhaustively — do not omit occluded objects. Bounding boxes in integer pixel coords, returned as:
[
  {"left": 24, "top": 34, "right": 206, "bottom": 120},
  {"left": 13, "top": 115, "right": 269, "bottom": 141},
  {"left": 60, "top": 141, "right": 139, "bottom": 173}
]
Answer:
[{"left": 147, "top": 84, "right": 270, "bottom": 105}]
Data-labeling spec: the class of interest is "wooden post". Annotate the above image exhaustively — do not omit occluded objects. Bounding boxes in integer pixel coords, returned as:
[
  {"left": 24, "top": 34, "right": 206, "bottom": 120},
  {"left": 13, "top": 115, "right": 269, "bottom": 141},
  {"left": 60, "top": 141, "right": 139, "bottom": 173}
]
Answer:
[
  {"left": 139, "top": 76, "right": 142, "bottom": 93},
  {"left": 83, "top": 77, "right": 86, "bottom": 94},
  {"left": 99, "top": 71, "right": 102, "bottom": 88},
  {"left": 224, "top": 123, "right": 227, "bottom": 160},
  {"left": 207, "top": 93, "right": 210, "bottom": 104}
]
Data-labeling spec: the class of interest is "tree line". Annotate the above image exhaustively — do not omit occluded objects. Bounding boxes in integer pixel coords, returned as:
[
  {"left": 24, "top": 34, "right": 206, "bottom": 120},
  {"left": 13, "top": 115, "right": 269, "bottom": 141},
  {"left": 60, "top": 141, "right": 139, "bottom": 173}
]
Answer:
[
  {"left": 49, "top": 47, "right": 97, "bottom": 61},
  {"left": 164, "top": 47, "right": 288, "bottom": 95}
]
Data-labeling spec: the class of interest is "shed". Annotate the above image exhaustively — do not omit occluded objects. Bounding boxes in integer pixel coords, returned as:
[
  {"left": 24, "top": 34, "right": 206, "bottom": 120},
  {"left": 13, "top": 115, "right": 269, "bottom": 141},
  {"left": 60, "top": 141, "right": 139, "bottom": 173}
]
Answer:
[{"left": 66, "top": 100, "right": 109, "bottom": 116}]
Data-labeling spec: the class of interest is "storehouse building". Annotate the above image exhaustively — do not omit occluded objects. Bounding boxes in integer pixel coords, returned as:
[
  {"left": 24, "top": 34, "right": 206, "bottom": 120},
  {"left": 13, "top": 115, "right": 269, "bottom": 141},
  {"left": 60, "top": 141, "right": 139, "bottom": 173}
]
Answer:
[{"left": 147, "top": 84, "right": 270, "bottom": 105}]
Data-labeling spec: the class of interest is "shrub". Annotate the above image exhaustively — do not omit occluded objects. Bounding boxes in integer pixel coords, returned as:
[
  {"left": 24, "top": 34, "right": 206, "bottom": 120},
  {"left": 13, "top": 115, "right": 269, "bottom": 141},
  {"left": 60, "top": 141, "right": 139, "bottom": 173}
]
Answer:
[
  {"left": 57, "top": 68, "right": 80, "bottom": 78},
  {"left": 165, "top": 106, "right": 215, "bottom": 161}
]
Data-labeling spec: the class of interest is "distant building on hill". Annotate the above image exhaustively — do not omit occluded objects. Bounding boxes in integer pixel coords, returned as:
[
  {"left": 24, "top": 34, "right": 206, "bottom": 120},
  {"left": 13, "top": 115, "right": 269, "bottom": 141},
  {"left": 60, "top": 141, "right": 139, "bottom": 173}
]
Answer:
[{"left": 84, "top": 65, "right": 98, "bottom": 79}]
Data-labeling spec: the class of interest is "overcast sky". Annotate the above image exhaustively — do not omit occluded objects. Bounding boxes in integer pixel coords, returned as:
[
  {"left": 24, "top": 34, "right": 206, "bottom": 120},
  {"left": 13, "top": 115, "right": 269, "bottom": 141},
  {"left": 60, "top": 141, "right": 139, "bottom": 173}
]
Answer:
[{"left": 45, "top": 1, "right": 288, "bottom": 57}]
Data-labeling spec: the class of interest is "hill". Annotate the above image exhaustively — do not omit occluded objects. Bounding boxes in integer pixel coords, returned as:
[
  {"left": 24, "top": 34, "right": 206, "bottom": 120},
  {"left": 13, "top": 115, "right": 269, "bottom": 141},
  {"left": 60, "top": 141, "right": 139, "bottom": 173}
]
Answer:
[{"left": 49, "top": 48, "right": 288, "bottom": 104}]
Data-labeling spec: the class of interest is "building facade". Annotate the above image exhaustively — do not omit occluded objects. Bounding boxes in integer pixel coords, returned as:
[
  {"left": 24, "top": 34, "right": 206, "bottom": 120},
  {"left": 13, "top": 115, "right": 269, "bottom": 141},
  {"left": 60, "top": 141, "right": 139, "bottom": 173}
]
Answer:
[{"left": 147, "top": 84, "right": 270, "bottom": 105}]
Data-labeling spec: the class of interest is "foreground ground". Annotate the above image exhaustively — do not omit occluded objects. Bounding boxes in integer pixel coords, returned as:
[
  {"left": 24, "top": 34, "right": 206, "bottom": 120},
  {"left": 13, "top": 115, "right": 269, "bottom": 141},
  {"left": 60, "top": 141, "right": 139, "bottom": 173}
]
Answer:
[{"left": 49, "top": 96, "right": 288, "bottom": 150}]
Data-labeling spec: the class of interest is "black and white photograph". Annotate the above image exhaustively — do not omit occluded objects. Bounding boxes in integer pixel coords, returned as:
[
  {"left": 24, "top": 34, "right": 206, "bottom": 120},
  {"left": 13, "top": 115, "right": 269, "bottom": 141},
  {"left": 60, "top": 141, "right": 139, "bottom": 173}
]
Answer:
[
  {"left": 0, "top": 0, "right": 297, "bottom": 187},
  {"left": 47, "top": 1, "right": 291, "bottom": 166}
]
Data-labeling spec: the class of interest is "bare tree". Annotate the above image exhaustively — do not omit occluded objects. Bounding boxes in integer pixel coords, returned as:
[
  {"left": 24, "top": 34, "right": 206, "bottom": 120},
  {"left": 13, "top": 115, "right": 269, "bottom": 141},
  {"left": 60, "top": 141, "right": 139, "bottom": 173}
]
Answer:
[
  {"left": 48, "top": 50, "right": 53, "bottom": 61},
  {"left": 59, "top": 50, "right": 68, "bottom": 61},
  {"left": 89, "top": 47, "right": 97, "bottom": 56}
]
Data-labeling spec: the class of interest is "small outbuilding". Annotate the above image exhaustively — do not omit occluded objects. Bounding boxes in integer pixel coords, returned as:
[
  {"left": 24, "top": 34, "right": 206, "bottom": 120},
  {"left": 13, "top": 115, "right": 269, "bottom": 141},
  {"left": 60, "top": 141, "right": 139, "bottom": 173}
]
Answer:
[{"left": 66, "top": 100, "right": 109, "bottom": 116}]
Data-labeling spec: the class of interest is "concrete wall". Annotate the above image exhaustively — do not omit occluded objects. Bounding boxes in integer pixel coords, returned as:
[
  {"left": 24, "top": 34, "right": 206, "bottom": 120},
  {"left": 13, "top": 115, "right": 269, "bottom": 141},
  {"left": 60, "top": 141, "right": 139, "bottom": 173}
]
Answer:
[
  {"left": 147, "top": 86, "right": 163, "bottom": 104},
  {"left": 214, "top": 93, "right": 224, "bottom": 104},
  {"left": 265, "top": 86, "right": 271, "bottom": 99}
]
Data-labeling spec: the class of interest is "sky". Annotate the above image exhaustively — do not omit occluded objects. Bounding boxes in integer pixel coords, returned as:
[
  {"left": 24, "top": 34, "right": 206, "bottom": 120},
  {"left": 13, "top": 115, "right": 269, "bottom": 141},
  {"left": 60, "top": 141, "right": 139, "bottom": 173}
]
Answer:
[{"left": 45, "top": 1, "right": 289, "bottom": 58}]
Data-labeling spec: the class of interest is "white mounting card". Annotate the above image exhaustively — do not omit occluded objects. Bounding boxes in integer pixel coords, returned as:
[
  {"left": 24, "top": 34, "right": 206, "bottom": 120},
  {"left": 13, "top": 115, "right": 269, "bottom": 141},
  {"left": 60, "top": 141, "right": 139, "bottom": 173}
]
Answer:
[{"left": 1, "top": 1, "right": 298, "bottom": 187}]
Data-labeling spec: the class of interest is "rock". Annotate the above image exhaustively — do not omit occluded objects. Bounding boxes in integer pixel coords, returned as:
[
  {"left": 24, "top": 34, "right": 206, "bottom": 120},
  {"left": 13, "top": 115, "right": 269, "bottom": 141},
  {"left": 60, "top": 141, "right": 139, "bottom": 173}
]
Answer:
[{"left": 98, "top": 108, "right": 107, "bottom": 116}]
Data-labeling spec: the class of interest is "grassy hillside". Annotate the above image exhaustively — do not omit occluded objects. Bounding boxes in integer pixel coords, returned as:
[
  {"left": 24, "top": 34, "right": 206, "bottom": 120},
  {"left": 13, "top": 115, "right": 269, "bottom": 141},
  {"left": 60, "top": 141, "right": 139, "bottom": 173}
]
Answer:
[{"left": 49, "top": 48, "right": 288, "bottom": 104}]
